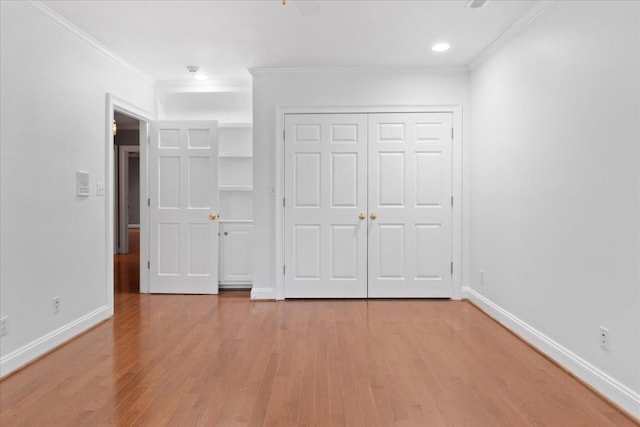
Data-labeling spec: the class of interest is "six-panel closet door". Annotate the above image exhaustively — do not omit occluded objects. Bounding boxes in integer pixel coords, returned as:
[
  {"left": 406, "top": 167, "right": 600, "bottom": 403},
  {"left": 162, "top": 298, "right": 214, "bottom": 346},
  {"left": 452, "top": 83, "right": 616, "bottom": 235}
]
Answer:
[
  {"left": 367, "top": 113, "right": 452, "bottom": 297},
  {"left": 284, "top": 112, "right": 453, "bottom": 298},
  {"left": 284, "top": 114, "right": 368, "bottom": 298}
]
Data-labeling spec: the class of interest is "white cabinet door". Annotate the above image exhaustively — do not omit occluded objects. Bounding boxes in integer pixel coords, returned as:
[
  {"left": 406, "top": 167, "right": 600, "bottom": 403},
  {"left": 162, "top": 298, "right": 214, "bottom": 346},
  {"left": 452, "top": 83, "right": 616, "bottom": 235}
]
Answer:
[
  {"left": 284, "top": 114, "right": 368, "bottom": 298},
  {"left": 149, "top": 121, "right": 219, "bottom": 294},
  {"left": 219, "top": 222, "right": 253, "bottom": 284},
  {"left": 367, "top": 113, "right": 453, "bottom": 297}
]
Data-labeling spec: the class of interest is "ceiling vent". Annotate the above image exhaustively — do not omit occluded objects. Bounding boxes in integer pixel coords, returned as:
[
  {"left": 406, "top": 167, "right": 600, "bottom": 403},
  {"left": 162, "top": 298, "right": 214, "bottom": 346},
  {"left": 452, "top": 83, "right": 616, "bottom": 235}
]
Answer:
[{"left": 466, "top": 0, "right": 487, "bottom": 8}]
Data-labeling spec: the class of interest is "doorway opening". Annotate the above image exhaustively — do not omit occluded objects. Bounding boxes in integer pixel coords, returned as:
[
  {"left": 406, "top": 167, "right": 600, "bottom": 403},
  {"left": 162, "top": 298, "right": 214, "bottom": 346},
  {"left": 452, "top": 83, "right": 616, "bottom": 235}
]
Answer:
[{"left": 114, "top": 110, "right": 141, "bottom": 295}]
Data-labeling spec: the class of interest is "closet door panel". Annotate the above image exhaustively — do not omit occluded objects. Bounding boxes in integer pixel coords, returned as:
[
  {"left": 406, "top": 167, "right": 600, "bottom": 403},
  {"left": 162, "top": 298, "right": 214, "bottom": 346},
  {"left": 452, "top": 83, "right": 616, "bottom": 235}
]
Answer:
[
  {"left": 368, "top": 113, "right": 453, "bottom": 298},
  {"left": 284, "top": 114, "right": 368, "bottom": 298}
]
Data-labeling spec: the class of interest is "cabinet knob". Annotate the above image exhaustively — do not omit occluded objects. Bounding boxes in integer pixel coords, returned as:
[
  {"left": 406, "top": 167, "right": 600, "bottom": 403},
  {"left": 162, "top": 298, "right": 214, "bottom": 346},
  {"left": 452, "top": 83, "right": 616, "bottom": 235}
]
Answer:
[
  {"left": 370, "top": 213, "right": 377, "bottom": 220},
  {"left": 358, "top": 213, "right": 366, "bottom": 220},
  {"left": 209, "top": 213, "right": 218, "bottom": 220}
]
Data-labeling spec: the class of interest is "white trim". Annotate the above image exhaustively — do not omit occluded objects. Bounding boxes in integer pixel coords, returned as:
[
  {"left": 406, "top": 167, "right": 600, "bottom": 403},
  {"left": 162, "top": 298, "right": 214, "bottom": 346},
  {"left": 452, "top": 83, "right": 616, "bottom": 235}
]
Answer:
[
  {"left": 275, "top": 105, "right": 464, "bottom": 301},
  {"left": 463, "top": 287, "right": 640, "bottom": 420},
  {"left": 469, "top": 1, "right": 557, "bottom": 70},
  {"left": 106, "top": 94, "right": 154, "bottom": 304},
  {"left": 249, "top": 66, "right": 469, "bottom": 76},
  {"left": 250, "top": 287, "right": 277, "bottom": 300},
  {"left": 0, "top": 305, "right": 111, "bottom": 378},
  {"left": 24, "top": 1, "right": 154, "bottom": 84},
  {"left": 118, "top": 145, "right": 140, "bottom": 253}
]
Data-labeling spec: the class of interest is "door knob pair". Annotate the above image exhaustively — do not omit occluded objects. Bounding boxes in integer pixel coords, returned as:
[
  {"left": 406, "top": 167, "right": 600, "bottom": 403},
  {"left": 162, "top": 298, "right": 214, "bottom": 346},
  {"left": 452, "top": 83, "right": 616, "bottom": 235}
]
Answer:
[{"left": 359, "top": 213, "right": 377, "bottom": 220}]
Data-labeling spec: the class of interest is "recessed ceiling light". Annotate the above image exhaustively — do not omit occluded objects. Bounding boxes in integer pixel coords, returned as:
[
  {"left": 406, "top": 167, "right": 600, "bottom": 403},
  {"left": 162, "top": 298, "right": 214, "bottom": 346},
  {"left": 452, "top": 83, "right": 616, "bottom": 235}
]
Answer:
[{"left": 432, "top": 43, "right": 450, "bottom": 52}]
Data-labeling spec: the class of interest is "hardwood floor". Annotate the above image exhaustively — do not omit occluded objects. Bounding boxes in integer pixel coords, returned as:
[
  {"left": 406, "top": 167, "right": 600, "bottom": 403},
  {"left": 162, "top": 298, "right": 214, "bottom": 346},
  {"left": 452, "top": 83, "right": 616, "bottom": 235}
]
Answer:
[
  {"left": 2, "top": 294, "right": 637, "bottom": 427},
  {"left": 114, "top": 228, "right": 140, "bottom": 294}
]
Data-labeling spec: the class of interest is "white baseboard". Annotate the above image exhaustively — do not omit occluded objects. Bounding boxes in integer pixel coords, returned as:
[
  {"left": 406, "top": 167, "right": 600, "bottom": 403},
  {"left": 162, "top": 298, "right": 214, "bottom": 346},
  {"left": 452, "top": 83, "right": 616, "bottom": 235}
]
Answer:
[
  {"left": 250, "top": 287, "right": 276, "bottom": 300},
  {"left": 0, "top": 305, "right": 112, "bottom": 378},
  {"left": 462, "top": 287, "right": 640, "bottom": 420}
]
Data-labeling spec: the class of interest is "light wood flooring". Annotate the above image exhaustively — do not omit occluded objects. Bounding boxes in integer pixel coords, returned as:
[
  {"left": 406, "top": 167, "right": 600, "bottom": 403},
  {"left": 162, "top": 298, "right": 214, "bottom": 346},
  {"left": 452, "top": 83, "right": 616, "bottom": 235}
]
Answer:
[{"left": 1, "top": 233, "right": 637, "bottom": 426}]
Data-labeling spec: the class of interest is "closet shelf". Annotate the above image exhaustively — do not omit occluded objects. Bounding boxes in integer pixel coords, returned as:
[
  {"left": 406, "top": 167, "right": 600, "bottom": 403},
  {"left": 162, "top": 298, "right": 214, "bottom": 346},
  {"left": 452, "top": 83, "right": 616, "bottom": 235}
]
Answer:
[
  {"left": 219, "top": 185, "right": 253, "bottom": 191},
  {"left": 219, "top": 153, "right": 253, "bottom": 158}
]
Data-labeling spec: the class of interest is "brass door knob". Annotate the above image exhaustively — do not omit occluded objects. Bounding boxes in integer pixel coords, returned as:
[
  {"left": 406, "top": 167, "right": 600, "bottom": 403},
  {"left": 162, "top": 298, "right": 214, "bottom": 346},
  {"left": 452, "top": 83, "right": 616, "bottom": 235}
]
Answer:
[
  {"left": 358, "top": 213, "right": 366, "bottom": 220},
  {"left": 370, "top": 213, "right": 377, "bottom": 220},
  {"left": 209, "top": 213, "right": 218, "bottom": 220}
]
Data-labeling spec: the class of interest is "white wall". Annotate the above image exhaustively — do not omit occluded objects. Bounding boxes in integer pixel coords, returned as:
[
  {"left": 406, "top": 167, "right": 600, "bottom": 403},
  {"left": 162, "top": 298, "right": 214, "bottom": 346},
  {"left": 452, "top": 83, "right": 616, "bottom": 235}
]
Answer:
[
  {"left": 251, "top": 69, "right": 470, "bottom": 299},
  {"left": 0, "top": 2, "right": 154, "bottom": 374},
  {"left": 469, "top": 0, "right": 640, "bottom": 415},
  {"left": 157, "top": 91, "right": 252, "bottom": 123}
]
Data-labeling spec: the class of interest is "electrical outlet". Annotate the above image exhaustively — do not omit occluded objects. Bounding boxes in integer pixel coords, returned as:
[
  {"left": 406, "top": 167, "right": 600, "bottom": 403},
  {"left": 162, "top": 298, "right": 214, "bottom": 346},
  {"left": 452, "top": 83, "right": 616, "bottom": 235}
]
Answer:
[
  {"left": 53, "top": 296, "right": 61, "bottom": 314},
  {"left": 0, "top": 316, "right": 8, "bottom": 337},
  {"left": 599, "top": 326, "right": 610, "bottom": 352},
  {"left": 480, "top": 270, "right": 485, "bottom": 286}
]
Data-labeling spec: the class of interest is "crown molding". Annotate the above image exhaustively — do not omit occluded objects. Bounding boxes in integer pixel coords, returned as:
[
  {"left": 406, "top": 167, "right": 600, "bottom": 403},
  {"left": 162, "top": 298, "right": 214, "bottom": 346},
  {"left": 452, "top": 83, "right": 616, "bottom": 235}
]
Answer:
[
  {"left": 249, "top": 65, "right": 469, "bottom": 76},
  {"left": 24, "top": 1, "right": 155, "bottom": 84},
  {"left": 469, "top": 0, "right": 557, "bottom": 71}
]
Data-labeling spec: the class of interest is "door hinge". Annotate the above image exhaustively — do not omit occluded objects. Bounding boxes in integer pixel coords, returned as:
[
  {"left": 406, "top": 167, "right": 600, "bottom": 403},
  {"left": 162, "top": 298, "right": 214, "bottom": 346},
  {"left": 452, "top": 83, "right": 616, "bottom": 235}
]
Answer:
[
  {"left": 451, "top": 196, "right": 453, "bottom": 207},
  {"left": 147, "top": 135, "right": 150, "bottom": 144},
  {"left": 147, "top": 261, "right": 150, "bottom": 269},
  {"left": 283, "top": 265, "right": 286, "bottom": 275},
  {"left": 283, "top": 128, "right": 285, "bottom": 141},
  {"left": 451, "top": 128, "right": 454, "bottom": 139},
  {"left": 451, "top": 262, "right": 453, "bottom": 276},
  {"left": 147, "top": 198, "right": 150, "bottom": 206},
  {"left": 283, "top": 198, "right": 286, "bottom": 207}
]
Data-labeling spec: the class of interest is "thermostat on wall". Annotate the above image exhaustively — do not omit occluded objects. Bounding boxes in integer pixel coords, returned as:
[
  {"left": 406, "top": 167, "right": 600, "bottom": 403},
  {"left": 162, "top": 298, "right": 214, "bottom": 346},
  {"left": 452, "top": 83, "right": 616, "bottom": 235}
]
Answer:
[{"left": 76, "top": 171, "right": 90, "bottom": 196}]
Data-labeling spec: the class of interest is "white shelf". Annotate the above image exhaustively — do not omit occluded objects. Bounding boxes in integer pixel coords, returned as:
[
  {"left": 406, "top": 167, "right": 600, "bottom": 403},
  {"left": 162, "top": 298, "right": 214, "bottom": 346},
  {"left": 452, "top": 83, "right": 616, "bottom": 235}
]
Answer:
[
  {"left": 219, "top": 122, "right": 252, "bottom": 128},
  {"left": 219, "top": 185, "right": 253, "bottom": 191},
  {"left": 219, "top": 153, "right": 253, "bottom": 158}
]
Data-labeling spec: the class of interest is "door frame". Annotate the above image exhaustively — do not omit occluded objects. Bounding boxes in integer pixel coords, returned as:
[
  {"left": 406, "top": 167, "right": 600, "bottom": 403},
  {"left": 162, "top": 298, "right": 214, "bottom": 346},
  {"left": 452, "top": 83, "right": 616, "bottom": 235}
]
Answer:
[
  {"left": 274, "top": 105, "right": 463, "bottom": 300},
  {"left": 105, "top": 94, "right": 153, "bottom": 313},
  {"left": 117, "top": 145, "right": 140, "bottom": 254}
]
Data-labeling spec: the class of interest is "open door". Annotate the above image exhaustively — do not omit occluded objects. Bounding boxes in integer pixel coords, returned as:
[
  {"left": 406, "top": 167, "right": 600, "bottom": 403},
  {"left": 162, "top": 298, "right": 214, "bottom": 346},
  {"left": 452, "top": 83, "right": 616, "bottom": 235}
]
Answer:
[{"left": 149, "top": 121, "right": 219, "bottom": 294}]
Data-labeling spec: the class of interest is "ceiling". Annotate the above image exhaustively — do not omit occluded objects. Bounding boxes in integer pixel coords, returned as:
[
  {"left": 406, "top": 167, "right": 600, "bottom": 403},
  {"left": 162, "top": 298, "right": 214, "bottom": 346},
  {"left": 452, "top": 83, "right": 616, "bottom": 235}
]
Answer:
[{"left": 43, "top": 0, "right": 538, "bottom": 84}]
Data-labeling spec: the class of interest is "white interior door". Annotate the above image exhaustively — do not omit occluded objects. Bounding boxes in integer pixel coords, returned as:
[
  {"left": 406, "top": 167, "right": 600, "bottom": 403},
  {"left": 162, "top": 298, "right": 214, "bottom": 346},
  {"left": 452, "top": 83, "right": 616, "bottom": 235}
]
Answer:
[
  {"left": 367, "top": 113, "right": 453, "bottom": 297},
  {"left": 284, "top": 114, "right": 368, "bottom": 298},
  {"left": 149, "top": 121, "right": 219, "bottom": 294}
]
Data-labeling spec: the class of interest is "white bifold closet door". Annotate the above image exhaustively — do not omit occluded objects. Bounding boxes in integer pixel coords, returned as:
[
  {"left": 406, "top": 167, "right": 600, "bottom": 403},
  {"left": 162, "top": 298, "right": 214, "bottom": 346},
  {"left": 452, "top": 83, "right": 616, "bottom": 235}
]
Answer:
[
  {"left": 149, "top": 121, "right": 220, "bottom": 294},
  {"left": 284, "top": 114, "right": 368, "bottom": 298},
  {"left": 284, "top": 112, "right": 452, "bottom": 298},
  {"left": 367, "top": 113, "right": 452, "bottom": 297}
]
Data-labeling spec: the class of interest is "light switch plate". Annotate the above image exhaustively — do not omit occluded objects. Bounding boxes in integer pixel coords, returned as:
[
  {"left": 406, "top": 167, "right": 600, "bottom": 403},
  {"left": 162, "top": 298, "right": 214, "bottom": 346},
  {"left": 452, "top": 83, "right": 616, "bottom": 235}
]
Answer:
[{"left": 96, "top": 182, "right": 105, "bottom": 196}]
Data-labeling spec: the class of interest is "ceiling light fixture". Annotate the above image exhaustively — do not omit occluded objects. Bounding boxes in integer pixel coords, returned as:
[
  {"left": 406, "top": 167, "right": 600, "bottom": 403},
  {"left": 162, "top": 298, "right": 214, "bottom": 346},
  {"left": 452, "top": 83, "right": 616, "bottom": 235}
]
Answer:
[
  {"left": 186, "top": 65, "right": 208, "bottom": 80},
  {"left": 432, "top": 43, "right": 450, "bottom": 52},
  {"left": 466, "top": 0, "right": 487, "bottom": 8}
]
